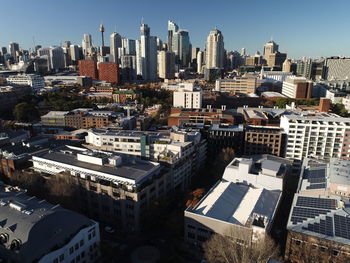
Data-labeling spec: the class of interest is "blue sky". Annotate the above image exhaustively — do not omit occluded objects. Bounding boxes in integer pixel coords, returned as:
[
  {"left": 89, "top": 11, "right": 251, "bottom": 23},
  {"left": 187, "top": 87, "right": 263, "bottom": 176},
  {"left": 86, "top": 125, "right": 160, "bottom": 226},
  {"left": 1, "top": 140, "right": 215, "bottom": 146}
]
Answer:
[{"left": 1, "top": 0, "right": 350, "bottom": 59}]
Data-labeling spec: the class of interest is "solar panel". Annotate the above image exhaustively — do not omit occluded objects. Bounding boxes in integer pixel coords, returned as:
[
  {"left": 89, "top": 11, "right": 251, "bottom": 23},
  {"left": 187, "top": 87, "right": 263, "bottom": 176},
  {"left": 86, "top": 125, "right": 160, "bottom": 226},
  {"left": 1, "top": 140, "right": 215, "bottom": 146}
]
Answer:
[
  {"left": 292, "top": 207, "right": 330, "bottom": 221},
  {"left": 306, "top": 183, "right": 326, "bottom": 189},
  {"left": 303, "top": 216, "right": 334, "bottom": 236},
  {"left": 308, "top": 177, "right": 326, "bottom": 184},
  {"left": 334, "top": 214, "right": 350, "bottom": 240},
  {"left": 296, "top": 196, "right": 337, "bottom": 210}
]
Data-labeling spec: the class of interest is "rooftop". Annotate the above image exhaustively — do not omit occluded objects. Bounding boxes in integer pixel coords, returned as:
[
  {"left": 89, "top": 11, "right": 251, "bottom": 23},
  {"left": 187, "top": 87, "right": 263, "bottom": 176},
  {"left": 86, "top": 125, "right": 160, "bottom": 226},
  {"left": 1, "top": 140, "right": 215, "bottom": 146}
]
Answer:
[
  {"left": 32, "top": 147, "right": 160, "bottom": 186},
  {"left": 287, "top": 194, "right": 350, "bottom": 245},
  {"left": 188, "top": 179, "right": 280, "bottom": 229},
  {"left": 0, "top": 183, "right": 94, "bottom": 263}
]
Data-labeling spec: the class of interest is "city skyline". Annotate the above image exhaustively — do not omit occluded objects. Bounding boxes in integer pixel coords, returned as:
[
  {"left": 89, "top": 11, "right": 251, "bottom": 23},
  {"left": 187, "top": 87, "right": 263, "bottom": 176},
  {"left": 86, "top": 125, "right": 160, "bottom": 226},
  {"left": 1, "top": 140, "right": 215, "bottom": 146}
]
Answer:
[{"left": 1, "top": 0, "right": 350, "bottom": 59}]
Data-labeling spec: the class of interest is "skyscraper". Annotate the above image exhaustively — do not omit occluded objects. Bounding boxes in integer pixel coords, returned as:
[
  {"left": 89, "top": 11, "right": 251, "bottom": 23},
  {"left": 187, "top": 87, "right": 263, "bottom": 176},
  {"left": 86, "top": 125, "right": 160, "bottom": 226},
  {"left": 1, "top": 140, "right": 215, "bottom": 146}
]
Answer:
[
  {"left": 263, "top": 40, "right": 279, "bottom": 58},
  {"left": 158, "top": 51, "right": 175, "bottom": 79},
  {"left": 197, "top": 51, "right": 204, "bottom": 74},
  {"left": 8, "top": 42, "right": 19, "bottom": 63},
  {"left": 110, "top": 32, "right": 122, "bottom": 63},
  {"left": 136, "top": 24, "right": 157, "bottom": 81},
  {"left": 122, "top": 38, "right": 136, "bottom": 55},
  {"left": 82, "top": 34, "right": 93, "bottom": 57},
  {"left": 49, "top": 46, "right": 65, "bottom": 70},
  {"left": 167, "top": 20, "right": 179, "bottom": 52},
  {"left": 70, "top": 45, "right": 81, "bottom": 64},
  {"left": 206, "top": 29, "right": 225, "bottom": 69}
]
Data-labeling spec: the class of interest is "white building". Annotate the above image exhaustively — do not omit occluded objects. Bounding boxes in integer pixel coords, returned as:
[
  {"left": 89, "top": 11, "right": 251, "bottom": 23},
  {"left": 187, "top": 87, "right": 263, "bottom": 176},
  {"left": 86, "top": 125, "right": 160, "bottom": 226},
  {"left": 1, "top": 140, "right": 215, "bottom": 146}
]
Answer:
[
  {"left": 0, "top": 183, "right": 100, "bottom": 263},
  {"left": 173, "top": 83, "right": 202, "bottom": 109},
  {"left": 70, "top": 44, "right": 80, "bottom": 63},
  {"left": 184, "top": 155, "right": 289, "bottom": 246},
  {"left": 262, "top": 70, "right": 294, "bottom": 82},
  {"left": 206, "top": 29, "right": 224, "bottom": 69},
  {"left": 49, "top": 46, "right": 65, "bottom": 70},
  {"left": 280, "top": 112, "right": 350, "bottom": 160},
  {"left": 222, "top": 156, "right": 291, "bottom": 191},
  {"left": 197, "top": 50, "right": 204, "bottom": 74},
  {"left": 6, "top": 74, "right": 45, "bottom": 93},
  {"left": 82, "top": 34, "right": 93, "bottom": 57},
  {"left": 281, "top": 76, "right": 313, "bottom": 99}
]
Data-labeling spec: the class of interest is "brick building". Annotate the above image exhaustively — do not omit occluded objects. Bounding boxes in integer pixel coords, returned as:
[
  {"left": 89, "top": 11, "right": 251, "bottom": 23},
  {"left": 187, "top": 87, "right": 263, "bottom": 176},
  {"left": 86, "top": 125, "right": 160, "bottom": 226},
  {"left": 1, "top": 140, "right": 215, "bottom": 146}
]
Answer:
[
  {"left": 78, "top": 60, "right": 98, "bottom": 80},
  {"left": 98, "top": 62, "right": 119, "bottom": 83}
]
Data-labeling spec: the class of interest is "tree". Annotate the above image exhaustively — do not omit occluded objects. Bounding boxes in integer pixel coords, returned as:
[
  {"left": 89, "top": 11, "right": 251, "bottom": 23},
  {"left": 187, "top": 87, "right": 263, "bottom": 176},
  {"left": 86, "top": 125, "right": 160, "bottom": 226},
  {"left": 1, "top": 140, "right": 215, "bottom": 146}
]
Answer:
[
  {"left": 13, "top": 102, "right": 40, "bottom": 122},
  {"left": 186, "top": 188, "right": 205, "bottom": 207},
  {"left": 203, "top": 230, "right": 279, "bottom": 263}
]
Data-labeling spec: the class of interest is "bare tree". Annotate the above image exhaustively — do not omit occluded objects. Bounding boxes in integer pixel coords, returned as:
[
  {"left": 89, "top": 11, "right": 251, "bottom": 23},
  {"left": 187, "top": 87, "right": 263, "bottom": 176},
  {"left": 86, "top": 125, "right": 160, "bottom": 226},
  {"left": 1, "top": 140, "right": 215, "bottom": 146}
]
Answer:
[{"left": 203, "top": 229, "right": 279, "bottom": 263}]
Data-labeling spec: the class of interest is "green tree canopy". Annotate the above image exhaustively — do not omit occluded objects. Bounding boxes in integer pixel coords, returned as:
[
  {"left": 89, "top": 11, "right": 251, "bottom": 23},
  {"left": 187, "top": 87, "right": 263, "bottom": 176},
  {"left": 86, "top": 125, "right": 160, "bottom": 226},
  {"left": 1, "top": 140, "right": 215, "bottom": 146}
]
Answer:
[{"left": 13, "top": 102, "right": 40, "bottom": 122}]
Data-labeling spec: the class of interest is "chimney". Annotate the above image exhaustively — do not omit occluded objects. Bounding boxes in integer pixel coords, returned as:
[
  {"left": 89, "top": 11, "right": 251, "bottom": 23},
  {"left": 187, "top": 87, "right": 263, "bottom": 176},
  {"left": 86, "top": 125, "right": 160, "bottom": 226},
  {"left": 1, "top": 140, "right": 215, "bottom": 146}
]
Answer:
[{"left": 319, "top": 98, "right": 331, "bottom": 112}]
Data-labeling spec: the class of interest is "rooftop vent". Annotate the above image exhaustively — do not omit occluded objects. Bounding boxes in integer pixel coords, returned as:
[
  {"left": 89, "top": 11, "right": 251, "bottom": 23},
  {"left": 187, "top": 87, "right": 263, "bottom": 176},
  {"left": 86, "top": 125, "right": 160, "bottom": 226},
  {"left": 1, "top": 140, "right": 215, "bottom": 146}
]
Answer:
[{"left": 9, "top": 201, "right": 26, "bottom": 212}]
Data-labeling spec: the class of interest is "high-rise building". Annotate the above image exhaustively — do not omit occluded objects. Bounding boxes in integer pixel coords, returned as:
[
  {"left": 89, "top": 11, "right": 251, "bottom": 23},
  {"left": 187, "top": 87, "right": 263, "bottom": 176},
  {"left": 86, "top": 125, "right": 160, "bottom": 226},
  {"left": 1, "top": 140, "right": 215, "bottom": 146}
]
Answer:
[
  {"left": 137, "top": 24, "right": 157, "bottom": 81},
  {"left": 167, "top": 20, "right": 179, "bottom": 52},
  {"left": 122, "top": 38, "right": 136, "bottom": 55},
  {"left": 197, "top": 51, "right": 204, "bottom": 74},
  {"left": 191, "top": 47, "right": 200, "bottom": 63},
  {"left": 49, "top": 46, "right": 65, "bottom": 70},
  {"left": 263, "top": 40, "right": 279, "bottom": 57},
  {"left": 79, "top": 60, "right": 98, "bottom": 79},
  {"left": 205, "top": 29, "right": 225, "bottom": 69},
  {"left": 177, "top": 30, "right": 191, "bottom": 67},
  {"left": 70, "top": 44, "right": 81, "bottom": 64},
  {"left": 241, "top": 47, "right": 246, "bottom": 57},
  {"left": 8, "top": 42, "right": 19, "bottom": 63},
  {"left": 82, "top": 34, "right": 93, "bottom": 57},
  {"left": 158, "top": 51, "right": 175, "bottom": 79},
  {"left": 98, "top": 62, "right": 119, "bottom": 83},
  {"left": 63, "top": 40, "right": 71, "bottom": 48},
  {"left": 120, "top": 55, "right": 137, "bottom": 82},
  {"left": 110, "top": 32, "right": 122, "bottom": 63}
]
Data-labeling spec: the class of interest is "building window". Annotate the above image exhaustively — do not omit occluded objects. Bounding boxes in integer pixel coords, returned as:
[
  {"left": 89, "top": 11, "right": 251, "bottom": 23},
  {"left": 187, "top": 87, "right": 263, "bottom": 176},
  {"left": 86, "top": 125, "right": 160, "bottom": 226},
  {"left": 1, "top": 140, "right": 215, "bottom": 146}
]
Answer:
[
  {"left": 187, "top": 232, "right": 195, "bottom": 239},
  {"left": 69, "top": 247, "right": 74, "bottom": 254},
  {"left": 75, "top": 243, "right": 79, "bottom": 250},
  {"left": 80, "top": 240, "right": 84, "bottom": 247},
  {"left": 332, "top": 250, "right": 339, "bottom": 256},
  {"left": 59, "top": 254, "right": 64, "bottom": 262}
]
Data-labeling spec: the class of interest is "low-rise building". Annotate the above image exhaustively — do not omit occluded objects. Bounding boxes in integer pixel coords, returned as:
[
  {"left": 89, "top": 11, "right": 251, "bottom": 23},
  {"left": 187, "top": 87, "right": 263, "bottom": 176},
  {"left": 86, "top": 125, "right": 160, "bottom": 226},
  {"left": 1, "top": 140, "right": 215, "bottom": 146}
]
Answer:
[
  {"left": 6, "top": 74, "right": 45, "bottom": 93},
  {"left": 0, "top": 183, "right": 100, "bottom": 263},
  {"left": 41, "top": 111, "right": 69, "bottom": 126},
  {"left": 285, "top": 158, "right": 350, "bottom": 263},
  {"left": 184, "top": 154, "right": 290, "bottom": 246},
  {"left": 167, "top": 107, "right": 236, "bottom": 127},
  {"left": 215, "top": 77, "right": 257, "bottom": 94},
  {"left": 281, "top": 76, "right": 313, "bottom": 99}
]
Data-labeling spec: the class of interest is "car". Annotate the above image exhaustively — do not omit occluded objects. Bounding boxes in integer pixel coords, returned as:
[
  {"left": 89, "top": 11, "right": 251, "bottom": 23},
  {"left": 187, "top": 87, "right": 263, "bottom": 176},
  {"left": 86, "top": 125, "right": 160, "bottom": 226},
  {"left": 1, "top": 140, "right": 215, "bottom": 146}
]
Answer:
[{"left": 104, "top": 226, "right": 115, "bottom": 234}]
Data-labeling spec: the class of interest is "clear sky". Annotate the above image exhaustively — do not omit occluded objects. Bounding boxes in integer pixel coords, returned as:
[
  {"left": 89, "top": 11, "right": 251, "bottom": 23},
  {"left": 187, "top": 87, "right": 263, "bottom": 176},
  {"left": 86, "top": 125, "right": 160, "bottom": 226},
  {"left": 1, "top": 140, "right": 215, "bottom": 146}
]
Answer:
[{"left": 1, "top": 0, "right": 350, "bottom": 59}]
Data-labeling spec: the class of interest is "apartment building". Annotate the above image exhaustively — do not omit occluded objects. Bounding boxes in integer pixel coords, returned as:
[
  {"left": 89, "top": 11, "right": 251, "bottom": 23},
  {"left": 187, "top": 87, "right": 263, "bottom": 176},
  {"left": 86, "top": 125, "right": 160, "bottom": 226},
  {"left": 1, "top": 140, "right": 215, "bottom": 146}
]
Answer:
[
  {"left": 0, "top": 183, "right": 100, "bottom": 263},
  {"left": 184, "top": 155, "right": 291, "bottom": 247},
  {"left": 244, "top": 126, "right": 286, "bottom": 157},
  {"left": 285, "top": 158, "right": 350, "bottom": 263},
  {"left": 32, "top": 146, "right": 169, "bottom": 231},
  {"left": 281, "top": 76, "right": 313, "bottom": 99},
  {"left": 280, "top": 112, "right": 350, "bottom": 160},
  {"left": 215, "top": 77, "right": 257, "bottom": 94},
  {"left": 173, "top": 83, "right": 202, "bottom": 109},
  {"left": 85, "top": 129, "right": 206, "bottom": 189}
]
